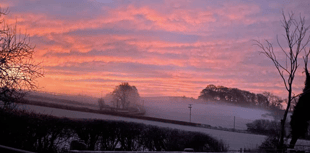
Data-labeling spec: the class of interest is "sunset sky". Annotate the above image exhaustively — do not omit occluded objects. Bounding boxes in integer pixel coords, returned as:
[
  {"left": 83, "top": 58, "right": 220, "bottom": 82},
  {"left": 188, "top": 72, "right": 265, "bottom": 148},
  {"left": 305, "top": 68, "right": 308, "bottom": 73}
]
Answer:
[{"left": 1, "top": 0, "right": 310, "bottom": 98}]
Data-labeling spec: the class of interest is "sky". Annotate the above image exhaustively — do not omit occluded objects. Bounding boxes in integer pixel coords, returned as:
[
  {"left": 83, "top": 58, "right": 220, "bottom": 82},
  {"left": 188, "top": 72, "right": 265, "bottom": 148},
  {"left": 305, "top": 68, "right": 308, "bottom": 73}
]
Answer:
[{"left": 1, "top": 0, "right": 310, "bottom": 98}]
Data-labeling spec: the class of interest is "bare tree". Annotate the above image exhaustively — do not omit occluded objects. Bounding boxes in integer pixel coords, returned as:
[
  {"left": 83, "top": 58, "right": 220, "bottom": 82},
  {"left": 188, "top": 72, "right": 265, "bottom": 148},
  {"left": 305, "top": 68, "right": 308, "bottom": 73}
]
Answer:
[
  {"left": 262, "top": 92, "right": 283, "bottom": 110},
  {"left": 98, "top": 98, "right": 105, "bottom": 110},
  {"left": 255, "top": 12, "right": 310, "bottom": 150},
  {"left": 111, "top": 82, "right": 140, "bottom": 109},
  {"left": 0, "top": 9, "right": 43, "bottom": 109}
]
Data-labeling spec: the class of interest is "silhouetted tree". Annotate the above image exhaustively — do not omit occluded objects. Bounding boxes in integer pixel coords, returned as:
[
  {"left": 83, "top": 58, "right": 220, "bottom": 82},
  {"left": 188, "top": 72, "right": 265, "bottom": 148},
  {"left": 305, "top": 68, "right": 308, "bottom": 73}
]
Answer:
[
  {"left": 243, "top": 90, "right": 256, "bottom": 106},
  {"left": 262, "top": 92, "right": 283, "bottom": 110},
  {"left": 289, "top": 50, "right": 310, "bottom": 148},
  {"left": 199, "top": 84, "right": 218, "bottom": 101},
  {"left": 0, "top": 8, "right": 43, "bottom": 109},
  {"left": 98, "top": 98, "right": 105, "bottom": 110},
  {"left": 199, "top": 84, "right": 271, "bottom": 107},
  {"left": 111, "top": 82, "right": 140, "bottom": 109},
  {"left": 285, "top": 97, "right": 298, "bottom": 112},
  {"left": 256, "top": 93, "right": 269, "bottom": 108},
  {"left": 246, "top": 119, "right": 281, "bottom": 136},
  {"left": 255, "top": 12, "right": 310, "bottom": 149}
]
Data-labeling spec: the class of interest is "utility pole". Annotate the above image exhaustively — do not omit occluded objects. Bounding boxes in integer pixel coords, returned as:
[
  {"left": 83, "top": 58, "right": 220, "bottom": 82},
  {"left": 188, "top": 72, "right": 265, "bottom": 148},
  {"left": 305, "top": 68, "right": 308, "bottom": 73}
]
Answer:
[
  {"left": 234, "top": 116, "right": 235, "bottom": 130},
  {"left": 188, "top": 104, "right": 192, "bottom": 122}
]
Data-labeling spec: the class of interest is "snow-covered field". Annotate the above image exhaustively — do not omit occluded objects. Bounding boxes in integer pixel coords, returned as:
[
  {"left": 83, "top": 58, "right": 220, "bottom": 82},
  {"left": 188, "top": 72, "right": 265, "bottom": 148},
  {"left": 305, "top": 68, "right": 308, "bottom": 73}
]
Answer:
[
  {"left": 17, "top": 94, "right": 307, "bottom": 150},
  {"left": 16, "top": 103, "right": 310, "bottom": 150},
  {"left": 17, "top": 104, "right": 266, "bottom": 150},
  {"left": 24, "top": 93, "right": 276, "bottom": 130}
]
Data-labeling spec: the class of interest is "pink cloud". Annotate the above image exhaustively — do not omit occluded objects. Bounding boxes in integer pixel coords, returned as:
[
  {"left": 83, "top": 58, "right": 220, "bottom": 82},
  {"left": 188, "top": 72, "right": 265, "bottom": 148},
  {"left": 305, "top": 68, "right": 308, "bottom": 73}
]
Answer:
[{"left": 0, "top": 0, "right": 309, "bottom": 99}]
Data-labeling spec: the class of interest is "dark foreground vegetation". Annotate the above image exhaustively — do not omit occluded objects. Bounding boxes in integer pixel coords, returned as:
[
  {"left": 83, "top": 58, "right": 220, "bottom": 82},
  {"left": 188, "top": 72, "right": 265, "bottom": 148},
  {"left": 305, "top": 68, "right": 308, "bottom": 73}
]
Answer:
[
  {"left": 246, "top": 119, "right": 282, "bottom": 136},
  {"left": 0, "top": 108, "right": 228, "bottom": 153},
  {"left": 246, "top": 119, "right": 310, "bottom": 152}
]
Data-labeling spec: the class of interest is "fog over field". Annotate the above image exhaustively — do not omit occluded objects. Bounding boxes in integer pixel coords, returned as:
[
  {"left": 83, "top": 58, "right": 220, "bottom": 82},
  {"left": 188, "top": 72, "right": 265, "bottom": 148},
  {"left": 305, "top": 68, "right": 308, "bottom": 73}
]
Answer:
[
  {"left": 25, "top": 92, "right": 275, "bottom": 130},
  {"left": 26, "top": 91, "right": 98, "bottom": 104},
  {"left": 142, "top": 97, "right": 275, "bottom": 130}
]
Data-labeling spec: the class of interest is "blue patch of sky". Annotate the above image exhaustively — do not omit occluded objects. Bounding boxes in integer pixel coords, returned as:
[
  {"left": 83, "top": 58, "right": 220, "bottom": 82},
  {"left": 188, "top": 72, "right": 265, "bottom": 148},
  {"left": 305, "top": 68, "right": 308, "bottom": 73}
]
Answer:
[
  {"left": 30, "top": 35, "right": 59, "bottom": 46},
  {"left": 66, "top": 27, "right": 200, "bottom": 43},
  {"left": 45, "top": 61, "right": 178, "bottom": 76},
  {"left": 10, "top": 0, "right": 105, "bottom": 20},
  {"left": 44, "top": 47, "right": 191, "bottom": 63}
]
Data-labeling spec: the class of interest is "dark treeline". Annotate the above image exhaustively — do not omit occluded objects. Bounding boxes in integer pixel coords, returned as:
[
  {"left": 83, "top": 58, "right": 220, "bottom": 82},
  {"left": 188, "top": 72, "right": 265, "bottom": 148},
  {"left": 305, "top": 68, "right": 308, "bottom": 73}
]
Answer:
[
  {"left": 0, "top": 108, "right": 228, "bottom": 153},
  {"left": 246, "top": 119, "right": 282, "bottom": 136},
  {"left": 199, "top": 84, "right": 283, "bottom": 110}
]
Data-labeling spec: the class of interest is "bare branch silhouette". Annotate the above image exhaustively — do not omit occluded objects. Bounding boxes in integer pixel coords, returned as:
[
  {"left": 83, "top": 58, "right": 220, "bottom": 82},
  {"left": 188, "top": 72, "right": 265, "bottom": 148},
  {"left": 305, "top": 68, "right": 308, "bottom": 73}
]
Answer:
[
  {"left": 0, "top": 8, "right": 43, "bottom": 109},
  {"left": 254, "top": 11, "right": 310, "bottom": 150}
]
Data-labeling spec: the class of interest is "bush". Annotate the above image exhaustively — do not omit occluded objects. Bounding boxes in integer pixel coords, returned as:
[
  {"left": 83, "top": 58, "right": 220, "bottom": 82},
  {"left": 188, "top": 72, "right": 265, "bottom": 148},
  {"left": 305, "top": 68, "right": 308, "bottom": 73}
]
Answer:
[
  {"left": 0, "top": 108, "right": 228, "bottom": 152},
  {"left": 246, "top": 119, "right": 281, "bottom": 136},
  {"left": 0, "top": 109, "right": 73, "bottom": 153},
  {"left": 258, "top": 134, "right": 290, "bottom": 153},
  {"left": 141, "top": 126, "right": 167, "bottom": 151}
]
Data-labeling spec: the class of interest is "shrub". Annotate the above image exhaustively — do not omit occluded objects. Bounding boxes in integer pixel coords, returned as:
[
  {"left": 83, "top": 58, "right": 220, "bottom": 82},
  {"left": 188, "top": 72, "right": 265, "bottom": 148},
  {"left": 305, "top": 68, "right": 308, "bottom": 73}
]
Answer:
[
  {"left": 0, "top": 108, "right": 228, "bottom": 152},
  {"left": 246, "top": 119, "right": 281, "bottom": 136}
]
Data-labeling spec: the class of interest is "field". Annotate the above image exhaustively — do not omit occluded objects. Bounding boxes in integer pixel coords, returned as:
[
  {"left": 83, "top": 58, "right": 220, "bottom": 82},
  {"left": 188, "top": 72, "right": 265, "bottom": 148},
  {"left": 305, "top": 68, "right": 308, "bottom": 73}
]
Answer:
[
  {"left": 16, "top": 92, "right": 308, "bottom": 150},
  {"left": 17, "top": 104, "right": 266, "bottom": 150},
  {"left": 25, "top": 92, "right": 276, "bottom": 130}
]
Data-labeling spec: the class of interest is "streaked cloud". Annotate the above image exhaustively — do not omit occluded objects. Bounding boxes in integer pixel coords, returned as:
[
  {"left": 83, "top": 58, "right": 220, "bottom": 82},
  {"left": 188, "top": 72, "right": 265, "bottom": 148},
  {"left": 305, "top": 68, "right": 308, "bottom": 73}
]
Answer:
[{"left": 1, "top": 0, "right": 310, "bottom": 98}]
